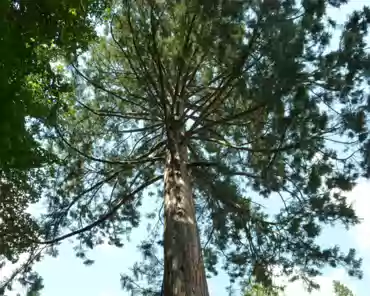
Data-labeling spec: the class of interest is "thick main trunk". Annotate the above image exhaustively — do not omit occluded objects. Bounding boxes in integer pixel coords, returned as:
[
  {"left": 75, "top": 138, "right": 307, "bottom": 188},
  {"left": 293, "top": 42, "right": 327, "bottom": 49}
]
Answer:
[{"left": 163, "top": 126, "right": 209, "bottom": 296}]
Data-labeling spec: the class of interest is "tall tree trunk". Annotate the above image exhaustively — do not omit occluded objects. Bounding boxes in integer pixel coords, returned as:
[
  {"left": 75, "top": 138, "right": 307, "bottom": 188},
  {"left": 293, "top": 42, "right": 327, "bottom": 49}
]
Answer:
[{"left": 163, "top": 121, "right": 209, "bottom": 296}]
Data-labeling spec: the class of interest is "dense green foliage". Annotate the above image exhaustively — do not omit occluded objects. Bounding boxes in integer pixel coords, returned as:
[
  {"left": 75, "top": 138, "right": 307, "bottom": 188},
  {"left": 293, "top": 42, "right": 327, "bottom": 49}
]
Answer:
[
  {"left": 2, "top": 0, "right": 370, "bottom": 295},
  {"left": 0, "top": 0, "right": 106, "bottom": 171}
]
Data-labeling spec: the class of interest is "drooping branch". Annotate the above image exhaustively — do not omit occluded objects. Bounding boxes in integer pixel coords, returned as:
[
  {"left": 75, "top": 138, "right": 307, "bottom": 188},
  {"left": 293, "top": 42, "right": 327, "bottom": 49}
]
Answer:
[
  {"left": 54, "top": 125, "right": 165, "bottom": 166},
  {"left": 35, "top": 175, "right": 163, "bottom": 245},
  {"left": 44, "top": 169, "right": 123, "bottom": 234},
  {"left": 71, "top": 64, "right": 151, "bottom": 113},
  {"left": 75, "top": 98, "right": 160, "bottom": 123},
  {"left": 0, "top": 246, "right": 47, "bottom": 293}
]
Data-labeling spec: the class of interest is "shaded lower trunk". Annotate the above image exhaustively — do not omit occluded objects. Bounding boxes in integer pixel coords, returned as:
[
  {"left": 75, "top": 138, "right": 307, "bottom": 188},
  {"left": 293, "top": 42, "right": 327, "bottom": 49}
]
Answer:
[{"left": 163, "top": 127, "right": 209, "bottom": 296}]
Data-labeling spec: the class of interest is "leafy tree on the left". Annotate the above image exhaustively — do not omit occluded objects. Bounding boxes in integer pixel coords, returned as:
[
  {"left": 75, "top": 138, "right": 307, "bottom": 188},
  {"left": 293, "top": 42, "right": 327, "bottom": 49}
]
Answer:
[{"left": 0, "top": 0, "right": 109, "bottom": 294}]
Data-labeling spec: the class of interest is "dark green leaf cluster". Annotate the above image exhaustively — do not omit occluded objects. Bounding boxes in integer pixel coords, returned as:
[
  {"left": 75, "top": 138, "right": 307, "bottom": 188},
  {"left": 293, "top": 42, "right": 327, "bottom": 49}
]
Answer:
[{"left": 0, "top": 0, "right": 108, "bottom": 172}]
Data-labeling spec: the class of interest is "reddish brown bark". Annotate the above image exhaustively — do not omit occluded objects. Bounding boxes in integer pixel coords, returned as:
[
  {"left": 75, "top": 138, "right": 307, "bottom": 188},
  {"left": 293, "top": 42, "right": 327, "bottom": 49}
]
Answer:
[{"left": 163, "top": 125, "right": 209, "bottom": 296}]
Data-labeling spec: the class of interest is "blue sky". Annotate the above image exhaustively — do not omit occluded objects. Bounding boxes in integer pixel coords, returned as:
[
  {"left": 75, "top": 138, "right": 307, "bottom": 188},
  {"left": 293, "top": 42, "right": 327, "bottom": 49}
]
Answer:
[{"left": 2, "top": 1, "right": 370, "bottom": 295}]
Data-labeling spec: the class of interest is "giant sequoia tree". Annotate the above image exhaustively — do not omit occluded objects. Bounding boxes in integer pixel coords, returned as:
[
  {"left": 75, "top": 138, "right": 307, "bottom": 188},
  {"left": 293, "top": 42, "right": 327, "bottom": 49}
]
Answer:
[{"left": 4, "top": 0, "right": 370, "bottom": 295}]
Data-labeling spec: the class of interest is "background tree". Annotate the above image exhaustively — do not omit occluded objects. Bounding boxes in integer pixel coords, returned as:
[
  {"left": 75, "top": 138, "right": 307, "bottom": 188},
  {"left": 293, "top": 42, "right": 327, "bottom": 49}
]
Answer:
[
  {"left": 333, "top": 281, "right": 355, "bottom": 296},
  {"left": 0, "top": 0, "right": 109, "bottom": 294},
  {"left": 3, "top": 0, "right": 370, "bottom": 295},
  {"left": 242, "top": 280, "right": 357, "bottom": 296},
  {"left": 243, "top": 280, "right": 281, "bottom": 296}
]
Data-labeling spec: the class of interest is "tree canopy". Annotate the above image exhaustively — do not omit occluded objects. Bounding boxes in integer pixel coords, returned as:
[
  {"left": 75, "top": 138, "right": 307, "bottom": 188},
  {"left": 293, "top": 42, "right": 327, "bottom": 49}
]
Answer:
[{"left": 1, "top": 0, "right": 370, "bottom": 295}]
